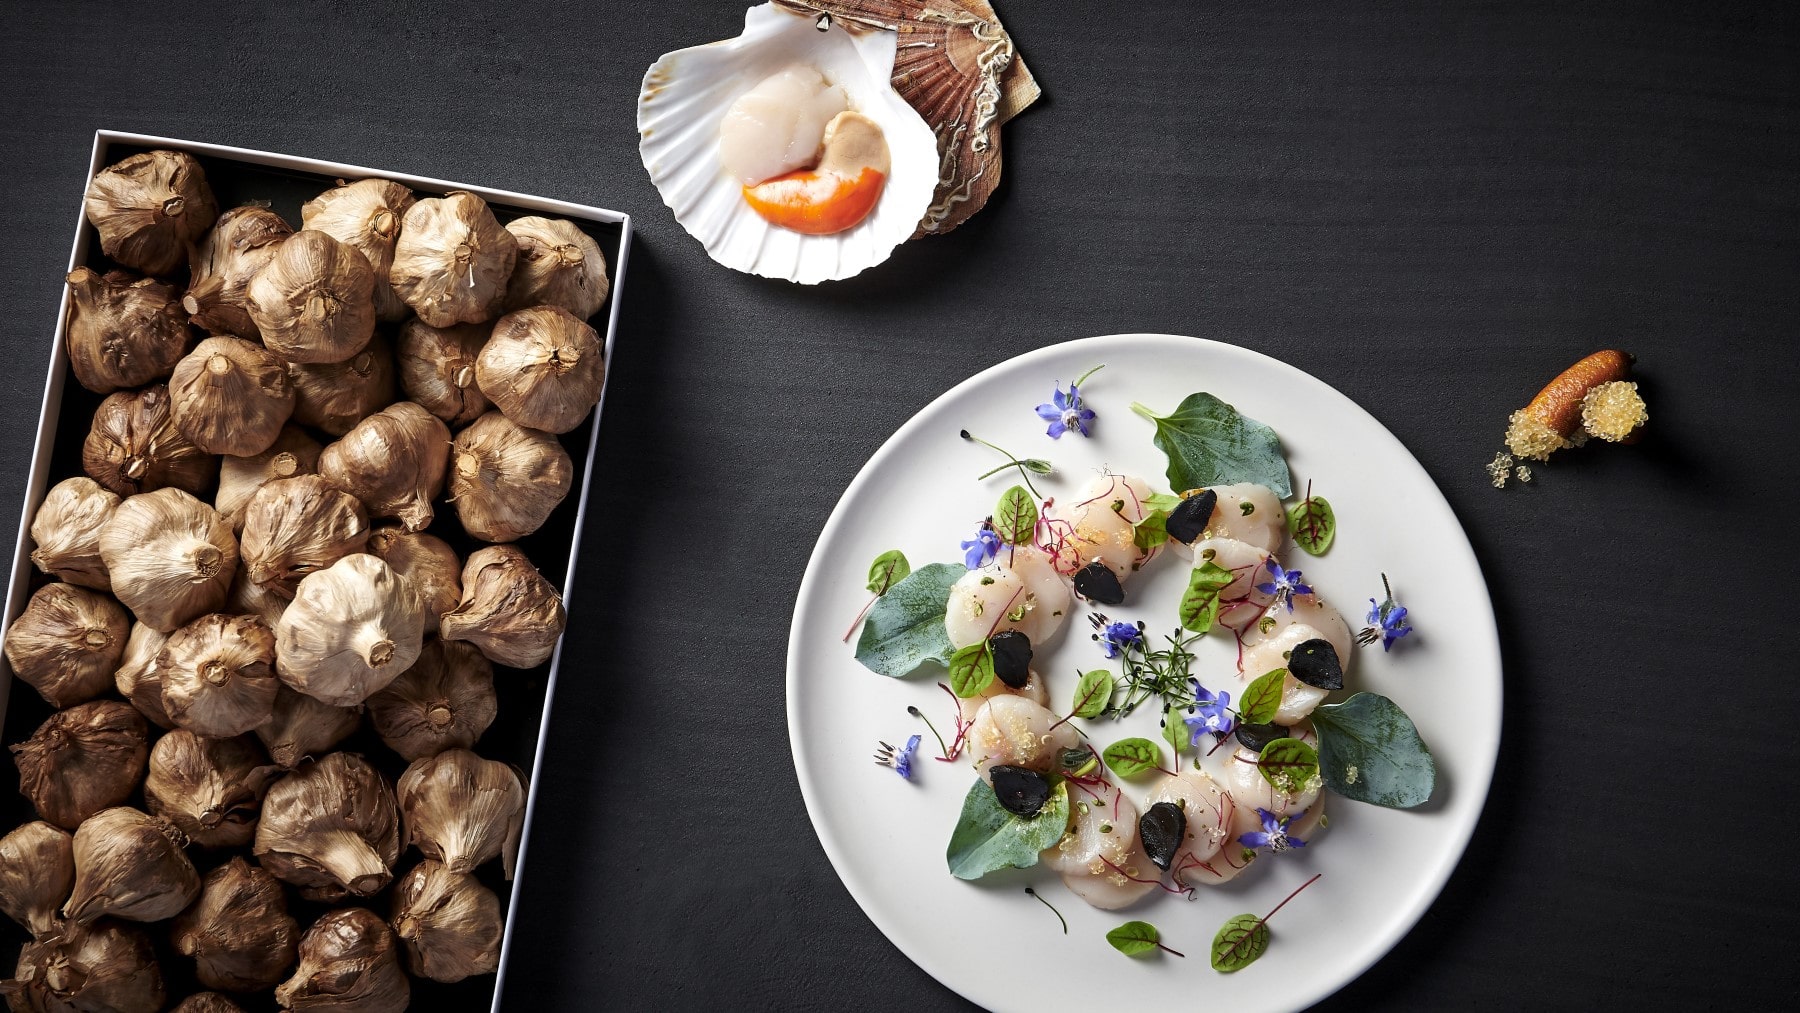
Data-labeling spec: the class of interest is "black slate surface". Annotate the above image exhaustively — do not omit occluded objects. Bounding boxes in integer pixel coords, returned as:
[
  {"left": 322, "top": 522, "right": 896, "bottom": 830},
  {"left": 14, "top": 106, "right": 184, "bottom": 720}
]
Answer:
[{"left": 2, "top": 1, "right": 1798, "bottom": 1010}]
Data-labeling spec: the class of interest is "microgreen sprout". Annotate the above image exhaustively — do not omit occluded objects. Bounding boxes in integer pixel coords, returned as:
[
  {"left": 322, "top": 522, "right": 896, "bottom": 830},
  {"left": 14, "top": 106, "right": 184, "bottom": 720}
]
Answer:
[
  {"left": 960, "top": 430, "right": 1051, "bottom": 497},
  {"left": 1025, "top": 887, "right": 1067, "bottom": 934}
]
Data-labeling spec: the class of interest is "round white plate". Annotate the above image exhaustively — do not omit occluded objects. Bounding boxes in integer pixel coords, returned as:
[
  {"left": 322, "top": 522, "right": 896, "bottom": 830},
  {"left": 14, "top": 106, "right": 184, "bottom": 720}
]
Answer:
[{"left": 787, "top": 334, "right": 1501, "bottom": 1012}]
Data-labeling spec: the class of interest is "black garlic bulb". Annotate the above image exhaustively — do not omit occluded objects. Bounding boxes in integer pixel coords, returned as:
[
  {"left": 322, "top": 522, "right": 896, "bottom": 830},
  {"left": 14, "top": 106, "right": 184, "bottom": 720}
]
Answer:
[
  {"left": 390, "top": 859, "right": 503, "bottom": 982},
  {"left": 83, "top": 148, "right": 217, "bottom": 276},
  {"left": 82, "top": 385, "right": 217, "bottom": 498},
  {"left": 440, "top": 544, "right": 566, "bottom": 669},
  {"left": 390, "top": 190, "right": 516, "bottom": 327},
  {"left": 255, "top": 685, "right": 362, "bottom": 770},
  {"left": 288, "top": 331, "right": 396, "bottom": 436},
  {"left": 365, "top": 526, "right": 462, "bottom": 628},
  {"left": 215, "top": 425, "right": 323, "bottom": 532},
  {"left": 2, "top": 583, "right": 128, "bottom": 708},
  {"left": 11, "top": 700, "right": 148, "bottom": 830},
  {"left": 301, "top": 178, "right": 416, "bottom": 321},
  {"left": 318, "top": 402, "right": 450, "bottom": 533},
  {"left": 28, "top": 476, "right": 120, "bottom": 591},
  {"left": 254, "top": 752, "right": 401, "bottom": 901},
  {"left": 64, "top": 267, "right": 191, "bottom": 394},
  {"left": 170, "top": 856, "right": 299, "bottom": 992},
  {"left": 366, "top": 639, "right": 496, "bottom": 762},
  {"left": 275, "top": 908, "right": 410, "bottom": 1013},
  {"left": 0, "top": 822, "right": 75, "bottom": 940},
  {"left": 143, "top": 730, "right": 280, "bottom": 849},
  {"left": 158, "top": 613, "right": 280, "bottom": 737},
  {"left": 476, "top": 304, "right": 606, "bottom": 434},
  {"left": 184, "top": 203, "right": 293, "bottom": 339},
  {"left": 168, "top": 336, "right": 296, "bottom": 457},
  {"left": 396, "top": 318, "right": 491, "bottom": 426},
  {"left": 246, "top": 230, "right": 378, "bottom": 364},
  {"left": 448, "top": 410, "right": 572, "bottom": 542},
  {"left": 240, "top": 474, "right": 371, "bottom": 599},
  {"left": 503, "top": 215, "right": 609, "bottom": 318},
  {"left": 99, "top": 488, "right": 238, "bottom": 633},
  {"left": 63, "top": 806, "right": 199, "bottom": 925},
  {"left": 0, "top": 919, "right": 165, "bottom": 1013},
  {"left": 397, "top": 748, "right": 525, "bottom": 877}
]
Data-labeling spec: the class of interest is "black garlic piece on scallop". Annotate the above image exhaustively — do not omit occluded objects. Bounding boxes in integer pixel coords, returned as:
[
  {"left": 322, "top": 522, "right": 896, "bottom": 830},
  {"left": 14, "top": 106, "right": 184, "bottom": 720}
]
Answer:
[
  {"left": 1138, "top": 801, "right": 1187, "bottom": 871},
  {"left": 1072, "top": 561, "right": 1125, "bottom": 605},
  {"left": 1287, "top": 638, "right": 1344, "bottom": 690},
  {"left": 1234, "top": 721, "right": 1291, "bottom": 754},
  {"left": 1164, "top": 489, "right": 1218, "bottom": 545},
  {"left": 987, "top": 631, "right": 1032, "bottom": 689},
  {"left": 988, "top": 766, "right": 1052, "bottom": 818}
]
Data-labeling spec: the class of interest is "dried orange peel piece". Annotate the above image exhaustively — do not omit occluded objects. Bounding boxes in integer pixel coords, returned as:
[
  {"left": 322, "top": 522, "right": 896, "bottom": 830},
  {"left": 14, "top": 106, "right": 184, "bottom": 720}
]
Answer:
[
  {"left": 744, "top": 111, "right": 890, "bottom": 236},
  {"left": 1504, "top": 349, "right": 1645, "bottom": 462}
]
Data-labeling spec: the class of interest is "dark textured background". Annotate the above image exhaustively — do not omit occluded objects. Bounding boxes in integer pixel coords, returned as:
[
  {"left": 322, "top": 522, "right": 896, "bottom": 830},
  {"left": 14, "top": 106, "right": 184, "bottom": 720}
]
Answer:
[{"left": 3, "top": 1, "right": 1798, "bottom": 1009}]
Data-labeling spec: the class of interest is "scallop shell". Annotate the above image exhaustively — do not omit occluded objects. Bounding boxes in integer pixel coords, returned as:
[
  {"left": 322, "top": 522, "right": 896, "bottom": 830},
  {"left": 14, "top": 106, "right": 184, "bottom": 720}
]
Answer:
[
  {"left": 639, "top": 2, "right": 940, "bottom": 284},
  {"left": 773, "top": 0, "right": 1040, "bottom": 236}
]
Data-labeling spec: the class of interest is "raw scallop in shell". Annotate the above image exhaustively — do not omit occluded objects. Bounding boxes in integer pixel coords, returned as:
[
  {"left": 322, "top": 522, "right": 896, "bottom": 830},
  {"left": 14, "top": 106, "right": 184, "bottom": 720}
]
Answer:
[{"left": 638, "top": 2, "right": 938, "bottom": 283}]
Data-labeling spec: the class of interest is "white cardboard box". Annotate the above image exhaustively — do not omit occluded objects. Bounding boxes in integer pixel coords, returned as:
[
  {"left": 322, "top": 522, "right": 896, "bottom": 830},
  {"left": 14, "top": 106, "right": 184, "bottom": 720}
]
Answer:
[{"left": 0, "top": 131, "right": 631, "bottom": 1011}]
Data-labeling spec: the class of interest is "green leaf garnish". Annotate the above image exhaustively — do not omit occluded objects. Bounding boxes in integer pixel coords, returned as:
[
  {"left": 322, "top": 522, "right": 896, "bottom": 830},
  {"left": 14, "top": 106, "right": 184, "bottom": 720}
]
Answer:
[
  {"left": 1162, "top": 703, "right": 1188, "bottom": 757},
  {"left": 948, "top": 641, "right": 997, "bottom": 698},
  {"left": 1177, "top": 561, "right": 1235, "bottom": 633},
  {"left": 1070, "top": 670, "right": 1114, "bottom": 719},
  {"left": 865, "top": 550, "right": 911, "bottom": 595},
  {"left": 1210, "top": 913, "right": 1269, "bottom": 972},
  {"left": 1131, "top": 393, "right": 1293, "bottom": 499},
  {"left": 993, "top": 485, "right": 1038, "bottom": 545},
  {"left": 853, "top": 563, "right": 962, "bottom": 678},
  {"left": 1287, "top": 487, "right": 1335, "bottom": 556},
  {"left": 1106, "top": 920, "right": 1182, "bottom": 958},
  {"left": 945, "top": 778, "right": 1071, "bottom": 880},
  {"left": 1311, "top": 692, "right": 1436, "bottom": 808},
  {"left": 1130, "top": 492, "right": 1182, "bottom": 552},
  {"left": 1239, "top": 669, "right": 1287, "bottom": 725},
  {"left": 1101, "top": 737, "right": 1163, "bottom": 778},
  {"left": 1257, "top": 737, "right": 1319, "bottom": 794}
]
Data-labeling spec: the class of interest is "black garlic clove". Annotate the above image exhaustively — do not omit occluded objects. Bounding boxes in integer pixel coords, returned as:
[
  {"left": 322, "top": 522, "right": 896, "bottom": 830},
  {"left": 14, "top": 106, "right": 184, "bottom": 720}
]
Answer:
[
  {"left": 1138, "top": 801, "right": 1187, "bottom": 871},
  {"left": 988, "top": 766, "right": 1051, "bottom": 818},
  {"left": 1288, "top": 639, "right": 1344, "bottom": 690},
  {"left": 1165, "top": 489, "right": 1218, "bottom": 545},
  {"left": 1072, "top": 562, "right": 1125, "bottom": 605},
  {"left": 1234, "top": 721, "right": 1292, "bottom": 754},
  {"left": 987, "top": 631, "right": 1032, "bottom": 689}
]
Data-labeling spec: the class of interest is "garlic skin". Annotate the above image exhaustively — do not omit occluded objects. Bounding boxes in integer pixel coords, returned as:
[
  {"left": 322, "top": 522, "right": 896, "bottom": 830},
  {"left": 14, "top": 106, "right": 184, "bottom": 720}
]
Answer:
[
  {"left": 83, "top": 384, "right": 218, "bottom": 498},
  {"left": 477, "top": 305, "right": 606, "bottom": 434},
  {"left": 240, "top": 475, "right": 371, "bottom": 598},
  {"left": 174, "top": 993, "right": 249, "bottom": 1013},
  {"left": 157, "top": 613, "right": 280, "bottom": 737},
  {"left": 247, "top": 230, "right": 378, "bottom": 364},
  {"left": 276, "top": 553, "right": 425, "bottom": 706},
  {"left": 169, "top": 335, "right": 296, "bottom": 457},
  {"left": 440, "top": 544, "right": 567, "bottom": 668},
  {"left": 449, "top": 410, "right": 573, "bottom": 542},
  {"left": 10, "top": 700, "right": 149, "bottom": 831},
  {"left": 1, "top": 919, "right": 165, "bottom": 1013},
  {"left": 397, "top": 749, "right": 525, "bottom": 877},
  {"left": 63, "top": 267, "right": 191, "bottom": 394},
  {"left": 365, "top": 526, "right": 461, "bottom": 627},
  {"left": 170, "top": 856, "right": 299, "bottom": 991},
  {"left": 0, "top": 822, "right": 74, "bottom": 940},
  {"left": 215, "top": 425, "right": 323, "bottom": 532},
  {"left": 301, "top": 179, "right": 416, "bottom": 322},
  {"left": 99, "top": 488, "right": 238, "bottom": 633},
  {"left": 226, "top": 560, "right": 291, "bottom": 629},
  {"left": 83, "top": 149, "right": 217, "bottom": 276},
  {"left": 390, "top": 859, "right": 503, "bottom": 982},
  {"left": 114, "top": 622, "right": 174, "bottom": 729},
  {"left": 504, "top": 215, "right": 610, "bottom": 319},
  {"left": 255, "top": 685, "right": 362, "bottom": 769},
  {"left": 184, "top": 204, "right": 294, "bottom": 339},
  {"left": 255, "top": 753, "right": 401, "bottom": 901},
  {"left": 275, "top": 908, "right": 410, "bottom": 1013},
  {"left": 288, "top": 331, "right": 396, "bottom": 436},
  {"left": 396, "top": 318, "right": 492, "bottom": 426},
  {"left": 2, "top": 583, "right": 129, "bottom": 708},
  {"left": 318, "top": 402, "right": 450, "bottom": 532},
  {"left": 63, "top": 806, "right": 200, "bottom": 925},
  {"left": 391, "top": 190, "right": 517, "bottom": 327},
  {"left": 29, "top": 477, "right": 121, "bottom": 590},
  {"left": 144, "top": 731, "right": 280, "bottom": 849},
  {"left": 367, "top": 639, "right": 496, "bottom": 762}
]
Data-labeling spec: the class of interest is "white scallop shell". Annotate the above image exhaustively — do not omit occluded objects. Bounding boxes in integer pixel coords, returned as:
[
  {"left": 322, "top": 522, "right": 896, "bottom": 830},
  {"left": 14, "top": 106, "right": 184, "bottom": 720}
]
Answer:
[{"left": 638, "top": 3, "right": 939, "bottom": 284}]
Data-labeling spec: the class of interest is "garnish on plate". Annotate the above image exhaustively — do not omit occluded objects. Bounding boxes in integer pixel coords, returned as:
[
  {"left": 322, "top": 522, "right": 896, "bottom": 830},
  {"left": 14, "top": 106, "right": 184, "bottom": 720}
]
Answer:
[
  {"left": 960, "top": 430, "right": 1051, "bottom": 497},
  {"left": 1101, "top": 737, "right": 1171, "bottom": 778},
  {"left": 1356, "top": 573, "right": 1412, "bottom": 652},
  {"left": 1311, "top": 693, "right": 1435, "bottom": 808},
  {"left": 1130, "top": 392, "right": 1293, "bottom": 498},
  {"left": 1254, "top": 559, "right": 1313, "bottom": 613},
  {"left": 853, "top": 563, "right": 962, "bottom": 678},
  {"left": 874, "top": 735, "right": 920, "bottom": 780},
  {"left": 960, "top": 520, "right": 1000, "bottom": 569},
  {"left": 1210, "top": 873, "right": 1322, "bottom": 972},
  {"left": 1033, "top": 364, "right": 1103, "bottom": 440},
  {"left": 1286, "top": 481, "right": 1335, "bottom": 556},
  {"left": 945, "top": 776, "right": 1070, "bottom": 880},
  {"left": 1024, "top": 887, "right": 1067, "bottom": 934},
  {"left": 843, "top": 548, "right": 911, "bottom": 641},
  {"left": 1106, "top": 920, "right": 1184, "bottom": 959}
]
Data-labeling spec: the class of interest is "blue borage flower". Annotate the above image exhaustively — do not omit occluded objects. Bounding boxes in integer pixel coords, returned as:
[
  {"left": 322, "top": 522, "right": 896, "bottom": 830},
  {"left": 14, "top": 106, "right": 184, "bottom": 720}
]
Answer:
[
  {"left": 1238, "top": 808, "right": 1308, "bottom": 853},
  {"left": 1255, "top": 559, "right": 1313, "bottom": 612},
  {"left": 1356, "top": 573, "right": 1413, "bottom": 652},
  {"left": 1183, "top": 679, "right": 1235, "bottom": 742},
  {"left": 874, "top": 735, "right": 921, "bottom": 780},
  {"left": 1089, "top": 614, "right": 1144, "bottom": 659},
  {"left": 1034, "top": 382, "right": 1096, "bottom": 440},
  {"left": 960, "top": 524, "right": 1000, "bottom": 570}
]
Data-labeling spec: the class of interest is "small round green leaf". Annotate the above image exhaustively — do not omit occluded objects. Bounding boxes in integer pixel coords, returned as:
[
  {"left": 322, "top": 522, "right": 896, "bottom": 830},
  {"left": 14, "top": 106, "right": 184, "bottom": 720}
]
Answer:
[
  {"left": 1240, "top": 668, "right": 1287, "bottom": 725},
  {"left": 948, "top": 642, "right": 996, "bottom": 698},
  {"left": 1210, "top": 913, "right": 1269, "bottom": 972},
  {"left": 1070, "top": 670, "right": 1114, "bottom": 719},
  {"left": 1106, "top": 920, "right": 1161, "bottom": 957},
  {"left": 1178, "top": 561, "right": 1234, "bottom": 634},
  {"left": 1162, "top": 703, "right": 1188, "bottom": 757},
  {"left": 1257, "top": 737, "right": 1319, "bottom": 795},
  {"left": 1286, "top": 493, "right": 1336, "bottom": 556},
  {"left": 865, "top": 550, "right": 911, "bottom": 595},
  {"left": 994, "top": 485, "right": 1038, "bottom": 545},
  {"left": 1102, "top": 738, "right": 1163, "bottom": 778}
]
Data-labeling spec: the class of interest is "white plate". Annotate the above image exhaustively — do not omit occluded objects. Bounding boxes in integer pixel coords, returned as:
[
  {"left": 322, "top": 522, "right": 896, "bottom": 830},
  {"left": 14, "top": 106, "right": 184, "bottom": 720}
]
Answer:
[{"left": 786, "top": 334, "right": 1501, "bottom": 1012}]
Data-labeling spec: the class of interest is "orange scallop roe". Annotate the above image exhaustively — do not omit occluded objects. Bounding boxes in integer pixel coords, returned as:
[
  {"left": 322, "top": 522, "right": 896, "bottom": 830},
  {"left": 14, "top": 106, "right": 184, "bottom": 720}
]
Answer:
[{"left": 743, "top": 167, "right": 886, "bottom": 236}]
